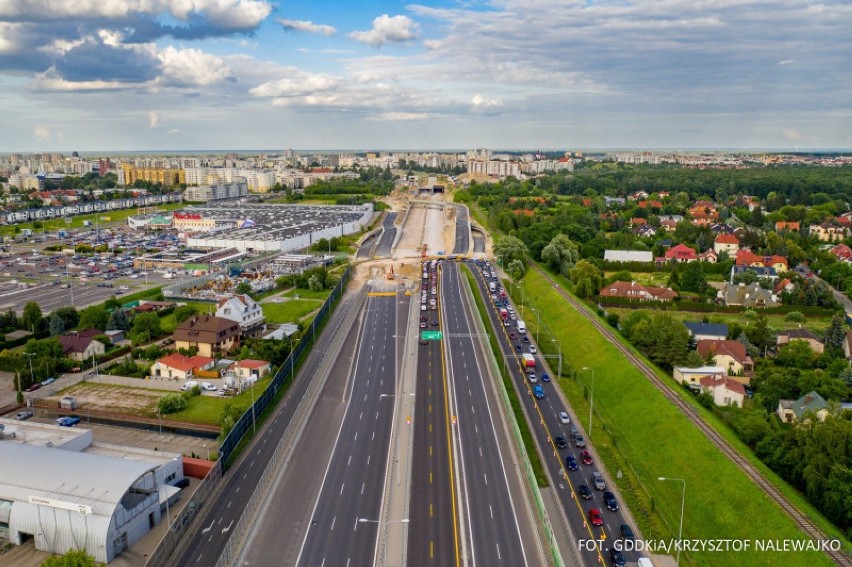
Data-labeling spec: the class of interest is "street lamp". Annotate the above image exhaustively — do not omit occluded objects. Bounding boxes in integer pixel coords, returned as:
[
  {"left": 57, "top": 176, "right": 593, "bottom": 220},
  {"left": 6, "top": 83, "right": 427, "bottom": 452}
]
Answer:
[
  {"left": 551, "top": 339, "right": 562, "bottom": 379},
  {"left": 531, "top": 307, "right": 540, "bottom": 345},
  {"left": 23, "top": 352, "right": 36, "bottom": 387},
  {"left": 583, "top": 366, "right": 595, "bottom": 437},
  {"left": 658, "top": 477, "right": 686, "bottom": 567}
]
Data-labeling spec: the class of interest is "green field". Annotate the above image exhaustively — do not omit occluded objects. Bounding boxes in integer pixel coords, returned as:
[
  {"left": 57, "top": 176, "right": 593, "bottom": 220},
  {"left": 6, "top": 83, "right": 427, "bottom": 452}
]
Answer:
[
  {"left": 283, "top": 287, "right": 333, "bottom": 300},
  {"left": 261, "top": 299, "right": 323, "bottom": 324},
  {"left": 518, "top": 267, "right": 841, "bottom": 567},
  {"left": 169, "top": 378, "right": 271, "bottom": 426}
]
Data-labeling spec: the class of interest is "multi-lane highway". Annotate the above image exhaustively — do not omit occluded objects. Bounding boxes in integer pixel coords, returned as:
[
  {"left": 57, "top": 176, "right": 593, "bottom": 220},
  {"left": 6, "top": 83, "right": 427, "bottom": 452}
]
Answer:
[
  {"left": 440, "top": 262, "right": 529, "bottom": 565},
  {"left": 409, "top": 261, "right": 459, "bottom": 566},
  {"left": 453, "top": 206, "right": 470, "bottom": 255},
  {"left": 295, "top": 292, "right": 407, "bottom": 566},
  {"left": 470, "top": 260, "right": 642, "bottom": 567},
  {"left": 375, "top": 212, "right": 398, "bottom": 256}
]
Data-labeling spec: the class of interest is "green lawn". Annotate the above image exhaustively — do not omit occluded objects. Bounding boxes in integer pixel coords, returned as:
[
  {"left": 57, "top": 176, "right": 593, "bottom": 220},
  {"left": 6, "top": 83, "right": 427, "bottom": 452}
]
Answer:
[
  {"left": 262, "top": 299, "right": 323, "bottom": 324},
  {"left": 283, "top": 287, "right": 333, "bottom": 300},
  {"left": 518, "top": 267, "right": 842, "bottom": 567},
  {"left": 169, "top": 379, "right": 271, "bottom": 426}
]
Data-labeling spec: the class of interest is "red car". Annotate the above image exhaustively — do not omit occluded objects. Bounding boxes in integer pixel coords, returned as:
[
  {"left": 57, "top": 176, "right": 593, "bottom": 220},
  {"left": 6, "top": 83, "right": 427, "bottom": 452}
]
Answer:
[
  {"left": 589, "top": 508, "right": 603, "bottom": 527},
  {"left": 509, "top": 332, "right": 517, "bottom": 340},
  {"left": 24, "top": 383, "right": 41, "bottom": 393},
  {"left": 581, "top": 450, "right": 593, "bottom": 465}
]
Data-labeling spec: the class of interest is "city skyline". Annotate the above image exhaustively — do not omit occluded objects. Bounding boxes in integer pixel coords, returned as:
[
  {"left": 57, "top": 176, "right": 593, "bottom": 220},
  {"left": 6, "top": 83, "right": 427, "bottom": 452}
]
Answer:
[{"left": 1, "top": 0, "right": 851, "bottom": 152}]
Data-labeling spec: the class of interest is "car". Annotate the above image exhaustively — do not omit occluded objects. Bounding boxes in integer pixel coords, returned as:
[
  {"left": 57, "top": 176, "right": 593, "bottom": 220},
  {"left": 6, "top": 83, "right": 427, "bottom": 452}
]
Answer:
[
  {"left": 420, "top": 339, "right": 428, "bottom": 346},
  {"left": 432, "top": 320, "right": 439, "bottom": 326},
  {"left": 527, "top": 373, "right": 537, "bottom": 383},
  {"left": 541, "top": 373, "right": 550, "bottom": 382},
  {"left": 509, "top": 332, "right": 517, "bottom": 339},
  {"left": 420, "top": 315, "right": 427, "bottom": 322},
  {"left": 532, "top": 385, "right": 545, "bottom": 399},
  {"left": 577, "top": 484, "right": 593, "bottom": 499},
  {"left": 573, "top": 433, "right": 586, "bottom": 448},
  {"left": 420, "top": 321, "right": 427, "bottom": 328},
  {"left": 201, "top": 382, "right": 217, "bottom": 391},
  {"left": 609, "top": 548, "right": 627, "bottom": 567},
  {"left": 515, "top": 345, "right": 523, "bottom": 354},
  {"left": 554, "top": 435, "right": 568, "bottom": 449},
  {"left": 619, "top": 523, "right": 635, "bottom": 540},
  {"left": 604, "top": 491, "right": 619, "bottom": 511},
  {"left": 588, "top": 508, "right": 604, "bottom": 527},
  {"left": 15, "top": 410, "right": 34, "bottom": 421},
  {"left": 24, "top": 383, "right": 41, "bottom": 392},
  {"left": 41, "top": 377, "right": 56, "bottom": 386},
  {"left": 559, "top": 411, "right": 570, "bottom": 424},
  {"left": 56, "top": 416, "right": 81, "bottom": 427},
  {"left": 565, "top": 454, "right": 579, "bottom": 471},
  {"left": 522, "top": 336, "right": 530, "bottom": 343},
  {"left": 592, "top": 471, "right": 606, "bottom": 491},
  {"left": 581, "top": 450, "right": 593, "bottom": 465},
  {"left": 529, "top": 345, "right": 537, "bottom": 354}
]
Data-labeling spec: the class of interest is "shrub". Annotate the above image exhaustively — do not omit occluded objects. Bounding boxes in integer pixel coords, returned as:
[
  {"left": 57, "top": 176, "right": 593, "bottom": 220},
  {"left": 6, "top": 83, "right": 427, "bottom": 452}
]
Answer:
[{"left": 157, "top": 393, "right": 187, "bottom": 414}]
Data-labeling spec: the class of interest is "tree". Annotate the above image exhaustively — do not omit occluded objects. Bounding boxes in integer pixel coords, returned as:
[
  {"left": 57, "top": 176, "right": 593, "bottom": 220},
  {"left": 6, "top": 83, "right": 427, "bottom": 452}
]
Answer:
[
  {"left": 775, "top": 340, "right": 816, "bottom": 369},
  {"left": 129, "top": 312, "right": 162, "bottom": 344},
  {"left": 824, "top": 316, "right": 846, "bottom": 351},
  {"left": 308, "top": 274, "right": 323, "bottom": 291},
  {"left": 569, "top": 259, "right": 603, "bottom": 299},
  {"left": 679, "top": 261, "right": 708, "bottom": 294},
  {"left": 506, "top": 259, "right": 526, "bottom": 279},
  {"left": 78, "top": 305, "right": 109, "bottom": 331},
  {"left": 746, "top": 313, "right": 772, "bottom": 354},
  {"left": 174, "top": 305, "right": 198, "bottom": 325},
  {"left": 40, "top": 548, "right": 100, "bottom": 567},
  {"left": 235, "top": 281, "right": 253, "bottom": 295},
  {"left": 48, "top": 313, "right": 65, "bottom": 337},
  {"left": 107, "top": 309, "right": 130, "bottom": 331},
  {"left": 51, "top": 306, "right": 80, "bottom": 331},
  {"left": 493, "top": 235, "right": 528, "bottom": 266},
  {"left": 685, "top": 350, "right": 705, "bottom": 367},
  {"left": 21, "top": 301, "right": 43, "bottom": 333},
  {"left": 541, "top": 234, "right": 580, "bottom": 277}
]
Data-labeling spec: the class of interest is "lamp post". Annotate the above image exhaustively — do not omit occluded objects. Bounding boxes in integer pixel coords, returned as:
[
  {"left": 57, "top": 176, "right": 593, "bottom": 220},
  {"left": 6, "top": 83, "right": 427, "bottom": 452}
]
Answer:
[
  {"left": 531, "top": 307, "right": 540, "bottom": 345},
  {"left": 583, "top": 366, "right": 595, "bottom": 437},
  {"left": 658, "top": 477, "right": 686, "bottom": 567},
  {"left": 24, "top": 352, "right": 36, "bottom": 387},
  {"left": 552, "top": 339, "right": 562, "bottom": 379}
]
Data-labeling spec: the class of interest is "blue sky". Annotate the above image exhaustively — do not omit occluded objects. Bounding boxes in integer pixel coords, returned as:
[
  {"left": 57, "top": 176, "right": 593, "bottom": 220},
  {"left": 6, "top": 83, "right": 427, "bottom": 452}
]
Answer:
[{"left": 0, "top": 0, "right": 850, "bottom": 152}]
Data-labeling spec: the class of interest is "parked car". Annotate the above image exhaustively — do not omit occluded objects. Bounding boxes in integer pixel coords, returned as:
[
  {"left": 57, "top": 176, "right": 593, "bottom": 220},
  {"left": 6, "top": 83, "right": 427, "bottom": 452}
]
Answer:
[
  {"left": 554, "top": 435, "right": 568, "bottom": 449},
  {"left": 565, "top": 454, "right": 579, "bottom": 471},
  {"left": 604, "top": 491, "right": 619, "bottom": 511},
  {"left": 588, "top": 508, "right": 604, "bottom": 527},
  {"left": 580, "top": 450, "right": 593, "bottom": 465},
  {"left": 15, "top": 410, "right": 34, "bottom": 421},
  {"left": 201, "top": 382, "right": 217, "bottom": 391},
  {"left": 558, "top": 411, "right": 570, "bottom": 424},
  {"left": 577, "top": 484, "right": 593, "bottom": 499},
  {"left": 56, "top": 416, "right": 81, "bottom": 427},
  {"left": 41, "top": 377, "right": 56, "bottom": 386},
  {"left": 24, "top": 383, "right": 41, "bottom": 392},
  {"left": 592, "top": 471, "right": 606, "bottom": 490}
]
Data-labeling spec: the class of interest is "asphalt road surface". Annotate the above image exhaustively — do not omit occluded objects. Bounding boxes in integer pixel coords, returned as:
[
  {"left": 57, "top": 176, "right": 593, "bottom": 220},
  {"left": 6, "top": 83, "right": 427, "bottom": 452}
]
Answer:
[
  {"left": 470, "top": 261, "right": 642, "bottom": 567},
  {"left": 357, "top": 232, "right": 379, "bottom": 258},
  {"left": 295, "top": 292, "right": 407, "bottom": 566},
  {"left": 171, "top": 292, "right": 361, "bottom": 567},
  {"left": 440, "top": 262, "right": 528, "bottom": 565},
  {"left": 473, "top": 233, "right": 485, "bottom": 254},
  {"left": 375, "top": 212, "right": 398, "bottom": 257},
  {"left": 408, "top": 262, "right": 460, "bottom": 567},
  {"left": 453, "top": 206, "right": 470, "bottom": 255}
]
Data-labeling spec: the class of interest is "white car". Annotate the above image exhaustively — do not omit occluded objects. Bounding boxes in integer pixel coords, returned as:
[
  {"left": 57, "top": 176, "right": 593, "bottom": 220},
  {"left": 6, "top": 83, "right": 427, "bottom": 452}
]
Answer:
[
  {"left": 201, "top": 382, "right": 217, "bottom": 391},
  {"left": 528, "top": 373, "right": 537, "bottom": 383},
  {"left": 529, "top": 345, "right": 537, "bottom": 354},
  {"left": 559, "top": 411, "right": 571, "bottom": 424}
]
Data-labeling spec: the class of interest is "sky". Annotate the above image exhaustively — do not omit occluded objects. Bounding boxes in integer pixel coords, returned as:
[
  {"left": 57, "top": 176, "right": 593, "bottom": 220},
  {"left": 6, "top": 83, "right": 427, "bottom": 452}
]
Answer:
[{"left": 0, "top": 0, "right": 851, "bottom": 152}]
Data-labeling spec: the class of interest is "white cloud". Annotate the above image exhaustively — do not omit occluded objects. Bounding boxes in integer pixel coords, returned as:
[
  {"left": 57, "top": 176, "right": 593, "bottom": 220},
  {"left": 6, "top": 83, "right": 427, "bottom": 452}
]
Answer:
[
  {"left": 778, "top": 59, "right": 795, "bottom": 65},
  {"left": 370, "top": 112, "right": 432, "bottom": 121},
  {"left": 33, "top": 126, "right": 51, "bottom": 141},
  {"left": 149, "top": 111, "right": 160, "bottom": 128},
  {"left": 158, "top": 46, "right": 233, "bottom": 86},
  {"left": 250, "top": 70, "right": 339, "bottom": 98},
  {"left": 349, "top": 14, "right": 418, "bottom": 47},
  {"left": 471, "top": 94, "right": 502, "bottom": 109},
  {"left": 277, "top": 18, "right": 336, "bottom": 36}
]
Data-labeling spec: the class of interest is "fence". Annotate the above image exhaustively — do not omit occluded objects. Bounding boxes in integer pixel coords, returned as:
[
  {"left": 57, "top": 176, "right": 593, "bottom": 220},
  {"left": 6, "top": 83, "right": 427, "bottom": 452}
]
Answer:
[{"left": 145, "top": 265, "right": 351, "bottom": 567}]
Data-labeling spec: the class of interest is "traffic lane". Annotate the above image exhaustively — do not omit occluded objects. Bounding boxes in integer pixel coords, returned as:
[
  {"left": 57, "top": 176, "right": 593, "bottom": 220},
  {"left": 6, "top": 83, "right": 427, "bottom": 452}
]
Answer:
[
  {"left": 470, "top": 267, "right": 606, "bottom": 567},
  {"left": 297, "top": 296, "right": 400, "bottom": 566},
  {"left": 472, "top": 265, "right": 638, "bottom": 566},
  {"left": 175, "top": 295, "right": 359, "bottom": 566},
  {"left": 357, "top": 232, "right": 379, "bottom": 258},
  {"left": 441, "top": 265, "right": 526, "bottom": 565}
]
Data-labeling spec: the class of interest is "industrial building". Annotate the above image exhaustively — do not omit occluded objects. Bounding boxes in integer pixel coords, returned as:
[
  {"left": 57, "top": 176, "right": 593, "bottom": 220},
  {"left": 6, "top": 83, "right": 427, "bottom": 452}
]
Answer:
[{"left": 0, "top": 419, "right": 184, "bottom": 563}]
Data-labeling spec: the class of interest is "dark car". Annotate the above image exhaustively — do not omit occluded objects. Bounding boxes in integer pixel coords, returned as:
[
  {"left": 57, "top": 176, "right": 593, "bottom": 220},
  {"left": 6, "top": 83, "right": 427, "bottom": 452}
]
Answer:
[
  {"left": 522, "top": 336, "right": 530, "bottom": 343},
  {"left": 619, "top": 523, "right": 635, "bottom": 540},
  {"left": 432, "top": 320, "right": 439, "bottom": 326},
  {"left": 577, "top": 484, "right": 593, "bottom": 500},
  {"left": 589, "top": 508, "right": 603, "bottom": 527},
  {"left": 565, "top": 454, "right": 579, "bottom": 471},
  {"left": 515, "top": 345, "right": 523, "bottom": 354},
  {"left": 541, "top": 373, "right": 550, "bottom": 382},
  {"left": 609, "top": 548, "right": 626, "bottom": 567},
  {"left": 24, "top": 383, "right": 41, "bottom": 392},
  {"left": 581, "top": 450, "right": 593, "bottom": 465},
  {"left": 509, "top": 332, "right": 517, "bottom": 339},
  {"left": 554, "top": 436, "right": 568, "bottom": 449},
  {"left": 420, "top": 339, "right": 428, "bottom": 346},
  {"left": 604, "top": 491, "right": 619, "bottom": 511}
]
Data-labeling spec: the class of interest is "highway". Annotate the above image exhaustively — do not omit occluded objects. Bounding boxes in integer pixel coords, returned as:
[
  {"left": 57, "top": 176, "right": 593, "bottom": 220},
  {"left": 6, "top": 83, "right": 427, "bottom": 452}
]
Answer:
[
  {"left": 469, "top": 261, "right": 641, "bottom": 567},
  {"left": 453, "top": 205, "right": 470, "bottom": 255},
  {"left": 440, "top": 261, "right": 529, "bottom": 566},
  {"left": 171, "top": 291, "right": 363, "bottom": 567},
  {"left": 375, "top": 211, "right": 398, "bottom": 256},
  {"left": 408, "top": 261, "right": 460, "bottom": 567},
  {"left": 295, "top": 292, "right": 407, "bottom": 566}
]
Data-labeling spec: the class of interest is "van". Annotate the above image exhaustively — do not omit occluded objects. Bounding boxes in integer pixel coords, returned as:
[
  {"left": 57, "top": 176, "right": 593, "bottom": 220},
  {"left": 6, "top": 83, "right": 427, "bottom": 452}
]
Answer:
[
  {"left": 637, "top": 558, "right": 653, "bottom": 567},
  {"left": 180, "top": 380, "right": 198, "bottom": 391}
]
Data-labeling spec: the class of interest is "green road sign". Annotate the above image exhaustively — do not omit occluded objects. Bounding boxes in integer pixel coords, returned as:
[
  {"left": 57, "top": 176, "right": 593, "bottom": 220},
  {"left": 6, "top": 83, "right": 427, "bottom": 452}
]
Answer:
[{"left": 421, "top": 331, "right": 443, "bottom": 340}]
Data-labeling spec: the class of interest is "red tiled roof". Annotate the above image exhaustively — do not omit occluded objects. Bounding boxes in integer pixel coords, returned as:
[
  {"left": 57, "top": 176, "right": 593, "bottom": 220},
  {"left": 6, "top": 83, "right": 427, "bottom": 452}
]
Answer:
[
  {"left": 715, "top": 233, "right": 739, "bottom": 245},
  {"left": 233, "top": 359, "right": 269, "bottom": 369},
  {"left": 696, "top": 339, "right": 749, "bottom": 365},
  {"left": 699, "top": 375, "right": 747, "bottom": 396},
  {"left": 665, "top": 243, "right": 697, "bottom": 260},
  {"left": 157, "top": 353, "right": 215, "bottom": 372}
]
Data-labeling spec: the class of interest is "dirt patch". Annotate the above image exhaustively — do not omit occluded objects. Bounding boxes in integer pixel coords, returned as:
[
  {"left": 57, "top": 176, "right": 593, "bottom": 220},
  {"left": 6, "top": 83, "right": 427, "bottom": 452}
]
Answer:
[{"left": 47, "top": 381, "right": 164, "bottom": 417}]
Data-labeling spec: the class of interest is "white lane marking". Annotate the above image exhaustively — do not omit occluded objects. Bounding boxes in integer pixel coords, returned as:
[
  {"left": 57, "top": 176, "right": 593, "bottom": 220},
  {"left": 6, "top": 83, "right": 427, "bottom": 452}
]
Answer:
[
  {"left": 490, "top": 505, "right": 494, "bottom": 519},
  {"left": 201, "top": 520, "right": 214, "bottom": 535},
  {"left": 340, "top": 483, "right": 345, "bottom": 495},
  {"left": 222, "top": 520, "right": 233, "bottom": 534},
  {"left": 348, "top": 455, "right": 352, "bottom": 466},
  {"left": 331, "top": 516, "right": 336, "bottom": 531}
]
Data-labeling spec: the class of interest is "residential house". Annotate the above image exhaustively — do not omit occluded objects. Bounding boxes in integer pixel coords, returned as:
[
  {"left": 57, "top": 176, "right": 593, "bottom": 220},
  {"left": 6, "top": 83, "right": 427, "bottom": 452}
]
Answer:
[
  {"left": 673, "top": 365, "right": 726, "bottom": 389},
  {"left": 630, "top": 217, "right": 648, "bottom": 227},
  {"left": 809, "top": 223, "right": 847, "bottom": 242},
  {"left": 775, "top": 221, "right": 800, "bottom": 232},
  {"left": 713, "top": 233, "right": 740, "bottom": 256},
  {"left": 228, "top": 359, "right": 272, "bottom": 381},
  {"left": 216, "top": 294, "right": 266, "bottom": 337},
  {"left": 659, "top": 218, "right": 678, "bottom": 232},
  {"left": 777, "top": 391, "right": 829, "bottom": 423},
  {"left": 604, "top": 196, "right": 625, "bottom": 207},
  {"left": 829, "top": 243, "right": 852, "bottom": 262},
  {"left": 174, "top": 314, "right": 241, "bottom": 357},
  {"left": 735, "top": 249, "right": 788, "bottom": 271},
  {"left": 696, "top": 339, "right": 753, "bottom": 378},
  {"left": 664, "top": 243, "right": 698, "bottom": 263},
  {"left": 634, "top": 225, "right": 657, "bottom": 238},
  {"left": 603, "top": 250, "right": 653, "bottom": 263},
  {"left": 699, "top": 375, "right": 747, "bottom": 407},
  {"left": 598, "top": 281, "right": 678, "bottom": 302},
  {"left": 776, "top": 329, "right": 825, "bottom": 354},
  {"left": 637, "top": 200, "right": 663, "bottom": 209},
  {"left": 710, "top": 223, "right": 735, "bottom": 234},
  {"left": 58, "top": 334, "right": 105, "bottom": 362},
  {"left": 684, "top": 322, "right": 728, "bottom": 342},
  {"left": 718, "top": 283, "right": 780, "bottom": 308},
  {"left": 151, "top": 353, "right": 215, "bottom": 380},
  {"left": 730, "top": 264, "right": 777, "bottom": 283},
  {"left": 697, "top": 249, "right": 718, "bottom": 263},
  {"left": 774, "top": 278, "right": 795, "bottom": 294}
]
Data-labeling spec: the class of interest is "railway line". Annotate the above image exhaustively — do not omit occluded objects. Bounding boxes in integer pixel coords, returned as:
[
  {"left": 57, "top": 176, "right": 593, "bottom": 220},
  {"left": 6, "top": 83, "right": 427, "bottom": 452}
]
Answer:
[{"left": 532, "top": 263, "right": 852, "bottom": 567}]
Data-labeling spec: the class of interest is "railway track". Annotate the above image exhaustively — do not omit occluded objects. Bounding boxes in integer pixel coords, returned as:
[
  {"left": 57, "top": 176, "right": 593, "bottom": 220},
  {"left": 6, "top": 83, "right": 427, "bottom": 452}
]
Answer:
[{"left": 532, "top": 264, "right": 852, "bottom": 567}]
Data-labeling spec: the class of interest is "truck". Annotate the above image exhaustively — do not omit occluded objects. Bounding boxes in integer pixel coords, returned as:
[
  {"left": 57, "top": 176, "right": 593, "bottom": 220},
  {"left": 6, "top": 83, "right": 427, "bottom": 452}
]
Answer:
[
  {"left": 500, "top": 308, "right": 508, "bottom": 321},
  {"left": 522, "top": 353, "right": 536, "bottom": 370},
  {"left": 517, "top": 320, "right": 526, "bottom": 334}
]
